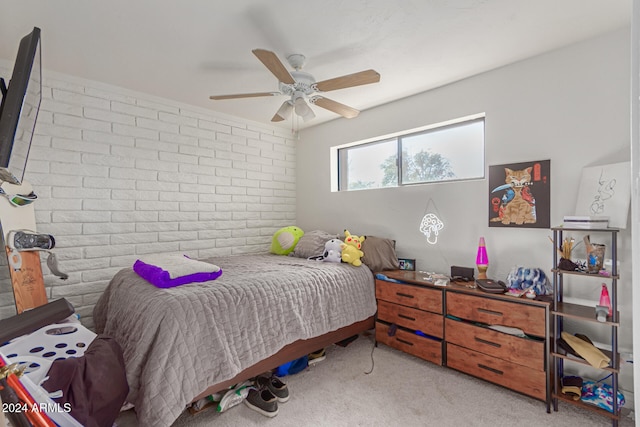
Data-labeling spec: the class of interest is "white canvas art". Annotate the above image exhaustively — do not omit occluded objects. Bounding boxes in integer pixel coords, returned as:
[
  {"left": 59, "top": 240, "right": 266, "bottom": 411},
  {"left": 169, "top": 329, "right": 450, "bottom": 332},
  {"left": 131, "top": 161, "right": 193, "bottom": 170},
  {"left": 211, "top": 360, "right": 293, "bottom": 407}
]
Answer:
[{"left": 574, "top": 161, "right": 631, "bottom": 228}]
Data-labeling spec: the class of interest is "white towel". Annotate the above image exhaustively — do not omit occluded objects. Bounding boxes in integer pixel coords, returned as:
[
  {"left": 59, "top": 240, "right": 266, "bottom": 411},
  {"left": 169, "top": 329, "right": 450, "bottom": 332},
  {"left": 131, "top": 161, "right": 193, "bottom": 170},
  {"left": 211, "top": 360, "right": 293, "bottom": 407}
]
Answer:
[{"left": 138, "top": 254, "right": 220, "bottom": 279}]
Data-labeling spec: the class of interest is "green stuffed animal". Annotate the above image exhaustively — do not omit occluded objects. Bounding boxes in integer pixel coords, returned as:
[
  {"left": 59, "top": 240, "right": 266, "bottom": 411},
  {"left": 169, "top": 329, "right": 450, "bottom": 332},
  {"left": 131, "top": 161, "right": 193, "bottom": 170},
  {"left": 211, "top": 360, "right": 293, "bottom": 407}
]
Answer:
[
  {"left": 270, "top": 226, "right": 304, "bottom": 255},
  {"left": 341, "top": 230, "right": 365, "bottom": 266}
]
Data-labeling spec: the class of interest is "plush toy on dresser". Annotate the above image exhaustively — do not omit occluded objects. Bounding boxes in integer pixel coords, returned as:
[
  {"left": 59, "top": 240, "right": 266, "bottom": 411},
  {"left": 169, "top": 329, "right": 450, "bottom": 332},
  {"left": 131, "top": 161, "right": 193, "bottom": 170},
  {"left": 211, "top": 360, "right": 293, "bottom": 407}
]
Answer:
[{"left": 341, "top": 230, "right": 365, "bottom": 266}]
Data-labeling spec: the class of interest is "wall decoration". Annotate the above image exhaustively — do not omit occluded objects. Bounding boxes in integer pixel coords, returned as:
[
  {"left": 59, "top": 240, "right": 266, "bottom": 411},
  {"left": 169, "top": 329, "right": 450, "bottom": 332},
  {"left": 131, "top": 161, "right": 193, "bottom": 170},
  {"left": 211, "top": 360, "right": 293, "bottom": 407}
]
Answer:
[
  {"left": 488, "top": 160, "right": 550, "bottom": 228},
  {"left": 419, "top": 213, "right": 444, "bottom": 244},
  {"left": 574, "top": 161, "right": 630, "bottom": 229},
  {"left": 398, "top": 258, "right": 416, "bottom": 271},
  {"left": 419, "top": 198, "right": 444, "bottom": 244}
]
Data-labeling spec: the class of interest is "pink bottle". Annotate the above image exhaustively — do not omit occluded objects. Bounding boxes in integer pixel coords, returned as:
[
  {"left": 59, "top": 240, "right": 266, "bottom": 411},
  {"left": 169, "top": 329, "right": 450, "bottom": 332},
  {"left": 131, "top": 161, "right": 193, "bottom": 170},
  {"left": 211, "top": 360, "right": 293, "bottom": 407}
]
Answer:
[{"left": 599, "top": 284, "right": 612, "bottom": 316}]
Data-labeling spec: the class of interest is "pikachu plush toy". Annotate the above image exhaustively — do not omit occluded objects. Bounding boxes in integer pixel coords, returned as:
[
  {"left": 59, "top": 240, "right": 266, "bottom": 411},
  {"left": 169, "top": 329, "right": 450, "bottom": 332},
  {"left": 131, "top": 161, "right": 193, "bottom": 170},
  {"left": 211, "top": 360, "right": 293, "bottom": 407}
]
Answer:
[{"left": 341, "top": 230, "right": 365, "bottom": 266}]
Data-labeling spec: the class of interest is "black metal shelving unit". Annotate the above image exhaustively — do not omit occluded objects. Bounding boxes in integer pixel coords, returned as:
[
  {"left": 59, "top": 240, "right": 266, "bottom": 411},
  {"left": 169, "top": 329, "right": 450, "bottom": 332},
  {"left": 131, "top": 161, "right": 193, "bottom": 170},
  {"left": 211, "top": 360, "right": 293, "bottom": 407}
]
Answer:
[{"left": 550, "top": 226, "right": 620, "bottom": 426}]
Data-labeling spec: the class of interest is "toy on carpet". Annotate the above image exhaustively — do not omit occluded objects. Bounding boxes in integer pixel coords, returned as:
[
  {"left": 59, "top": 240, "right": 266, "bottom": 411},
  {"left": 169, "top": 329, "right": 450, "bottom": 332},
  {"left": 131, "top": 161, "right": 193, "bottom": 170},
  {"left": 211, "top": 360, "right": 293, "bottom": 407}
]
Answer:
[
  {"left": 270, "top": 226, "right": 304, "bottom": 255},
  {"left": 341, "top": 230, "right": 365, "bottom": 266}
]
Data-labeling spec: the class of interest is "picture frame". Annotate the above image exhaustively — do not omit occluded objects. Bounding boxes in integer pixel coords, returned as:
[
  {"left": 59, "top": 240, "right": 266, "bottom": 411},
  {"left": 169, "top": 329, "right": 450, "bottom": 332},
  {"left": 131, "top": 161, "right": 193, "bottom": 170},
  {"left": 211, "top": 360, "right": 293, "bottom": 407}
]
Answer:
[
  {"left": 398, "top": 258, "right": 416, "bottom": 271},
  {"left": 574, "top": 161, "right": 630, "bottom": 229},
  {"left": 488, "top": 159, "right": 550, "bottom": 228}
]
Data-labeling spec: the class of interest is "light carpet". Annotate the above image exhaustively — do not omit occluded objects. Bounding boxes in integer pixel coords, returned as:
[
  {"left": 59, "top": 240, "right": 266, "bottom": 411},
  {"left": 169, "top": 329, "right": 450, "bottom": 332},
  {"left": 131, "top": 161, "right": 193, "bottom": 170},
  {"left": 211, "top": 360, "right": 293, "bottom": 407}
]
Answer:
[{"left": 116, "top": 332, "right": 634, "bottom": 426}]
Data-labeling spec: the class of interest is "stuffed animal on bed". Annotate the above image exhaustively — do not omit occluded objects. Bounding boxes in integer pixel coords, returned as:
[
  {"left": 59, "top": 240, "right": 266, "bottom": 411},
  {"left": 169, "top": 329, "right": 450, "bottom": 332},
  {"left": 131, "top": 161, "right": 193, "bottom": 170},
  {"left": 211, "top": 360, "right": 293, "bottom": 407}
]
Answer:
[
  {"left": 341, "top": 230, "right": 365, "bottom": 266},
  {"left": 321, "top": 239, "right": 343, "bottom": 263},
  {"left": 270, "top": 226, "right": 304, "bottom": 255}
]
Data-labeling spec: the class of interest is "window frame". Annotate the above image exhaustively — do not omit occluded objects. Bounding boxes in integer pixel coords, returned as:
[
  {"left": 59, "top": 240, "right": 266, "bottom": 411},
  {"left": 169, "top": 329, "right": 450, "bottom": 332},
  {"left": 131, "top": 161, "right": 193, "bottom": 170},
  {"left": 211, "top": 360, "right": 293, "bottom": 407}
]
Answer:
[
  {"left": 335, "top": 114, "right": 485, "bottom": 192},
  {"left": 337, "top": 137, "right": 399, "bottom": 190}
]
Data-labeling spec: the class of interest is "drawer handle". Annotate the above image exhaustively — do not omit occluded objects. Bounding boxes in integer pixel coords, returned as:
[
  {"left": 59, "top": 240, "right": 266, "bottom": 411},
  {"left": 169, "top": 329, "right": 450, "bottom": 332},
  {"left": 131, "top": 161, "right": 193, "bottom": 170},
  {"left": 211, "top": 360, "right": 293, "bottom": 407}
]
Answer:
[
  {"left": 478, "top": 364, "right": 503, "bottom": 376},
  {"left": 477, "top": 308, "right": 503, "bottom": 317},
  {"left": 396, "top": 338, "right": 414, "bottom": 346},
  {"left": 398, "top": 313, "right": 416, "bottom": 321},
  {"left": 396, "top": 292, "right": 415, "bottom": 299},
  {"left": 474, "top": 337, "right": 501, "bottom": 348}
]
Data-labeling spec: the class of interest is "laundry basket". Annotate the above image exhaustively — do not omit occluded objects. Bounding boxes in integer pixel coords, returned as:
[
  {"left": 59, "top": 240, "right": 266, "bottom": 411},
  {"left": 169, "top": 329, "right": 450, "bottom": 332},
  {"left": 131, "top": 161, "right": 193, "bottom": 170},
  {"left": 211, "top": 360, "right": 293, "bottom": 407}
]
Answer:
[
  {"left": 0, "top": 316, "right": 96, "bottom": 384},
  {"left": 0, "top": 317, "right": 93, "bottom": 427}
]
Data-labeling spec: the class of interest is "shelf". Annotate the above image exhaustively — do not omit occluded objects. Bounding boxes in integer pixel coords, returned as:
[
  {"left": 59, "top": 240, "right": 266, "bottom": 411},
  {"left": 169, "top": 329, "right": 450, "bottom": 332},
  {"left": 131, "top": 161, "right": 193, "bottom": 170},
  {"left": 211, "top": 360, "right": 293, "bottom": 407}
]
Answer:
[
  {"left": 551, "top": 268, "right": 619, "bottom": 280},
  {"left": 553, "top": 393, "right": 621, "bottom": 421},
  {"left": 552, "top": 302, "right": 619, "bottom": 326},
  {"left": 551, "top": 226, "right": 620, "bottom": 426},
  {"left": 551, "top": 349, "right": 620, "bottom": 373},
  {"left": 551, "top": 226, "right": 620, "bottom": 233}
]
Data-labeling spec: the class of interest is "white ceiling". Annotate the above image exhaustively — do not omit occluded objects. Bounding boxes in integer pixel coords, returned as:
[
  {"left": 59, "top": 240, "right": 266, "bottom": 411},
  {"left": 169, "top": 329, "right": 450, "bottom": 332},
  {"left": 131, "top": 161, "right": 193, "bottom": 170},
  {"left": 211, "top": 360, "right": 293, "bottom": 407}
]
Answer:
[{"left": 0, "top": 0, "right": 632, "bottom": 129}]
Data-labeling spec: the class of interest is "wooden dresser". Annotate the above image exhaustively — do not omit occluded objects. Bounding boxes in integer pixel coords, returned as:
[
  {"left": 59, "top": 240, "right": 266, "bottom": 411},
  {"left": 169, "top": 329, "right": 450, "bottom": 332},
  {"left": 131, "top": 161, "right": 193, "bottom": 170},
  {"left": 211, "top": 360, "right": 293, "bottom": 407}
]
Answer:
[
  {"left": 376, "top": 270, "right": 550, "bottom": 406},
  {"left": 375, "top": 277, "right": 444, "bottom": 365}
]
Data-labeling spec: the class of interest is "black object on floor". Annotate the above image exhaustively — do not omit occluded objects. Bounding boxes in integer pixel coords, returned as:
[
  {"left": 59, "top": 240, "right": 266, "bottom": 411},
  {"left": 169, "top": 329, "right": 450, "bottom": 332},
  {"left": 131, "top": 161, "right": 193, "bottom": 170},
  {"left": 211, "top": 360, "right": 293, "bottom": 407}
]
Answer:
[
  {"left": 335, "top": 334, "right": 358, "bottom": 347},
  {"left": 0, "top": 298, "right": 75, "bottom": 344},
  {"left": 244, "top": 388, "right": 279, "bottom": 418}
]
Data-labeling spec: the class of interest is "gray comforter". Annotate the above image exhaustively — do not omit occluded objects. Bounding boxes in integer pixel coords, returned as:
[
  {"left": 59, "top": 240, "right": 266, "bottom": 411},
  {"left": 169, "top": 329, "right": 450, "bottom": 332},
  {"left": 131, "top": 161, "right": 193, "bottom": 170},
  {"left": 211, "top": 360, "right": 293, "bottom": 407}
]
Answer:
[{"left": 93, "top": 254, "right": 376, "bottom": 427}]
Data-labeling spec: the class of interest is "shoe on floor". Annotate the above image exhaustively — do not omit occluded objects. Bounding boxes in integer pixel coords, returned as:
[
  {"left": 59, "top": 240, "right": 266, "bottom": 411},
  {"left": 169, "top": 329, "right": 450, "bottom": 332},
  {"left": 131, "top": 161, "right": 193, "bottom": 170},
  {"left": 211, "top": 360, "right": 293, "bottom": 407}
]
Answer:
[
  {"left": 256, "top": 374, "right": 290, "bottom": 403},
  {"left": 244, "top": 388, "right": 279, "bottom": 417},
  {"left": 216, "top": 381, "right": 251, "bottom": 413},
  {"left": 308, "top": 348, "right": 326, "bottom": 366}
]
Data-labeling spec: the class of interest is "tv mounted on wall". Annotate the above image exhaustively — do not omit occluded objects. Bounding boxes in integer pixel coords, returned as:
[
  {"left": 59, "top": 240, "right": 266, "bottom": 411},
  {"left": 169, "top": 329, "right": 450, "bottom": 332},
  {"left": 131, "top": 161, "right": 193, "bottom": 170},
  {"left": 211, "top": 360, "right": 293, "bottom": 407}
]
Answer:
[{"left": 0, "top": 27, "right": 42, "bottom": 185}]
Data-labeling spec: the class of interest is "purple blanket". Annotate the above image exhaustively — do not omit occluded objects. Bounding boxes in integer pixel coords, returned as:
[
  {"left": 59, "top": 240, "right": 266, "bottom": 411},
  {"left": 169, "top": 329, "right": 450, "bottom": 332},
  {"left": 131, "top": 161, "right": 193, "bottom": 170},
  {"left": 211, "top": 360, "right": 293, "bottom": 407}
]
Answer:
[{"left": 133, "top": 259, "right": 222, "bottom": 288}]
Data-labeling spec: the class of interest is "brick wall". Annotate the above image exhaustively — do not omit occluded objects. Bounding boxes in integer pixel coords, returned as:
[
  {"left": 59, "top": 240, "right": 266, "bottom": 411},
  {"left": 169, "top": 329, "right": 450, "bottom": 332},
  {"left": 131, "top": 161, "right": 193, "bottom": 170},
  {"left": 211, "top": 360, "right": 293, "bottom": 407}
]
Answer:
[{"left": 0, "top": 67, "right": 297, "bottom": 328}]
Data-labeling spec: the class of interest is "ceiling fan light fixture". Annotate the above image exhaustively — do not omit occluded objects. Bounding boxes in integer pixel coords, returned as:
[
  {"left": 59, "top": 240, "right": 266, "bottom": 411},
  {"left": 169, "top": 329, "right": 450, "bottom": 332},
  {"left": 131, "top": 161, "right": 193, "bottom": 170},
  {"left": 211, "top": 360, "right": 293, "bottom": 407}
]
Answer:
[
  {"left": 275, "top": 100, "right": 293, "bottom": 120},
  {"left": 300, "top": 106, "right": 315, "bottom": 122},
  {"left": 293, "top": 93, "right": 315, "bottom": 122}
]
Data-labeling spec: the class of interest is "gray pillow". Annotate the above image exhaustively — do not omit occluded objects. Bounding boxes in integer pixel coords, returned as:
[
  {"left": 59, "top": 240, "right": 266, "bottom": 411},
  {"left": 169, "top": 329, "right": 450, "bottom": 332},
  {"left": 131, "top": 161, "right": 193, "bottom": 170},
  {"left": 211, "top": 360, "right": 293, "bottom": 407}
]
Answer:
[
  {"left": 290, "top": 230, "right": 337, "bottom": 259},
  {"left": 361, "top": 236, "right": 399, "bottom": 272}
]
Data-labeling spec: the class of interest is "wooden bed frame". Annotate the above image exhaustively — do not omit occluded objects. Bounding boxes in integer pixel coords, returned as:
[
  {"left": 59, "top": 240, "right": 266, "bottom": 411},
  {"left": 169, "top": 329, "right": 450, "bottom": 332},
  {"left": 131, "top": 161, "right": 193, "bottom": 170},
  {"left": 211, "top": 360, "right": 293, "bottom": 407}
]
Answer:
[{"left": 190, "top": 315, "right": 375, "bottom": 403}]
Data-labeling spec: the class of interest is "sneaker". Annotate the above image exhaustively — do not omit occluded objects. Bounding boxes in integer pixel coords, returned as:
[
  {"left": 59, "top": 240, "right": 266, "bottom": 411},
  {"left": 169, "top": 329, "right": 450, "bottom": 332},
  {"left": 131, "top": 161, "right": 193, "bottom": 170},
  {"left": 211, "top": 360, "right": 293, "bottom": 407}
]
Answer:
[
  {"left": 216, "top": 381, "right": 251, "bottom": 413},
  {"left": 244, "top": 387, "right": 279, "bottom": 417},
  {"left": 308, "top": 348, "right": 326, "bottom": 366},
  {"left": 256, "top": 374, "right": 290, "bottom": 403},
  {"left": 9, "top": 230, "right": 55, "bottom": 250}
]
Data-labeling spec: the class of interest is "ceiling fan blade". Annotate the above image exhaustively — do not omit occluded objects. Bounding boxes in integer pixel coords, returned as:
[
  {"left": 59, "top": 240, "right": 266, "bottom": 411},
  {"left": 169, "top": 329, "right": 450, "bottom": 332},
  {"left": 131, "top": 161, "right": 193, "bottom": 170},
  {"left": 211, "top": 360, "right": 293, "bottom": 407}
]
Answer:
[
  {"left": 209, "top": 92, "right": 278, "bottom": 100},
  {"left": 311, "top": 96, "right": 360, "bottom": 119},
  {"left": 314, "top": 69, "right": 380, "bottom": 92},
  {"left": 252, "top": 49, "right": 295, "bottom": 85}
]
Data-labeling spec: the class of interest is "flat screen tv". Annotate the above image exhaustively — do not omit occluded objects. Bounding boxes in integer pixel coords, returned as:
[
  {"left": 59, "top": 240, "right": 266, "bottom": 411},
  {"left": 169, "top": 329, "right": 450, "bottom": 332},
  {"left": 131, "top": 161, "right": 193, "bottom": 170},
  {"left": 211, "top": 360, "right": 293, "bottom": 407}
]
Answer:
[{"left": 0, "top": 27, "right": 42, "bottom": 185}]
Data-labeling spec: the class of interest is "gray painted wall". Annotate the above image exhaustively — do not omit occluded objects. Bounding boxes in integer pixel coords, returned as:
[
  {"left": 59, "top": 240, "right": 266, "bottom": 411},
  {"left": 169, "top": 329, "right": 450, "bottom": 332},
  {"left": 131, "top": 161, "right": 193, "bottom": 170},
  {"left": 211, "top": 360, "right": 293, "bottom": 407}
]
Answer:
[{"left": 297, "top": 28, "right": 634, "bottom": 400}]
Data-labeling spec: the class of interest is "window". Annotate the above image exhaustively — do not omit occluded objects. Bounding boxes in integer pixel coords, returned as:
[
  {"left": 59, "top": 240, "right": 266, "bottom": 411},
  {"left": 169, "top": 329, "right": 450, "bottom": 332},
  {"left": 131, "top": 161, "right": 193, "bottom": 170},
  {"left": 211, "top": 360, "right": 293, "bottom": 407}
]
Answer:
[{"left": 336, "top": 115, "right": 485, "bottom": 191}]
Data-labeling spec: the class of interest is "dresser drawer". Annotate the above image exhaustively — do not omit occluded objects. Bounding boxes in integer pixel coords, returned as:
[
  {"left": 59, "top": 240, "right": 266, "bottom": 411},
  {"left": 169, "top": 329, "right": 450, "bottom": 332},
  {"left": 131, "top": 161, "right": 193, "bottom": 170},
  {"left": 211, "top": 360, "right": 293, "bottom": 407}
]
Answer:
[
  {"left": 446, "top": 292, "right": 546, "bottom": 337},
  {"left": 446, "top": 343, "right": 546, "bottom": 400},
  {"left": 378, "top": 300, "right": 443, "bottom": 338},
  {"left": 376, "top": 280, "right": 442, "bottom": 314},
  {"left": 445, "top": 318, "right": 544, "bottom": 371},
  {"left": 376, "top": 321, "right": 442, "bottom": 365}
]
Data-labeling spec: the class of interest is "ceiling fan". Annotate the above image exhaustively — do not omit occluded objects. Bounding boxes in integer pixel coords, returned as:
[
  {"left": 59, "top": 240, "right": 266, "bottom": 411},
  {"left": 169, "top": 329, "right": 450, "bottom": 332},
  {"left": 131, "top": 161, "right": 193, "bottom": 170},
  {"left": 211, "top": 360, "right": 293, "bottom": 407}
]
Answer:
[{"left": 209, "top": 49, "right": 380, "bottom": 123}]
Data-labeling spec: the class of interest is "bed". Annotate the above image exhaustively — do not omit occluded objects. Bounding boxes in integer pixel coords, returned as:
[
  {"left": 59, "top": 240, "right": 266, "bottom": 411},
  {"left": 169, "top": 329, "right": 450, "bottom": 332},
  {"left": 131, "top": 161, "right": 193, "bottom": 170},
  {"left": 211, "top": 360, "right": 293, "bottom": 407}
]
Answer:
[{"left": 93, "top": 253, "right": 377, "bottom": 427}]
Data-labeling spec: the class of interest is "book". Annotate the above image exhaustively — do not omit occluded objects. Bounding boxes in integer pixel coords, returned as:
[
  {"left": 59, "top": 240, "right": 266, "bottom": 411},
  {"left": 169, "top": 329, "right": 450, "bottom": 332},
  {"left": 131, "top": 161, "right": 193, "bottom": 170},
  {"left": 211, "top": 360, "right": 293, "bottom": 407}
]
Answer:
[
  {"left": 505, "top": 287, "right": 528, "bottom": 297},
  {"left": 563, "top": 215, "right": 609, "bottom": 229}
]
